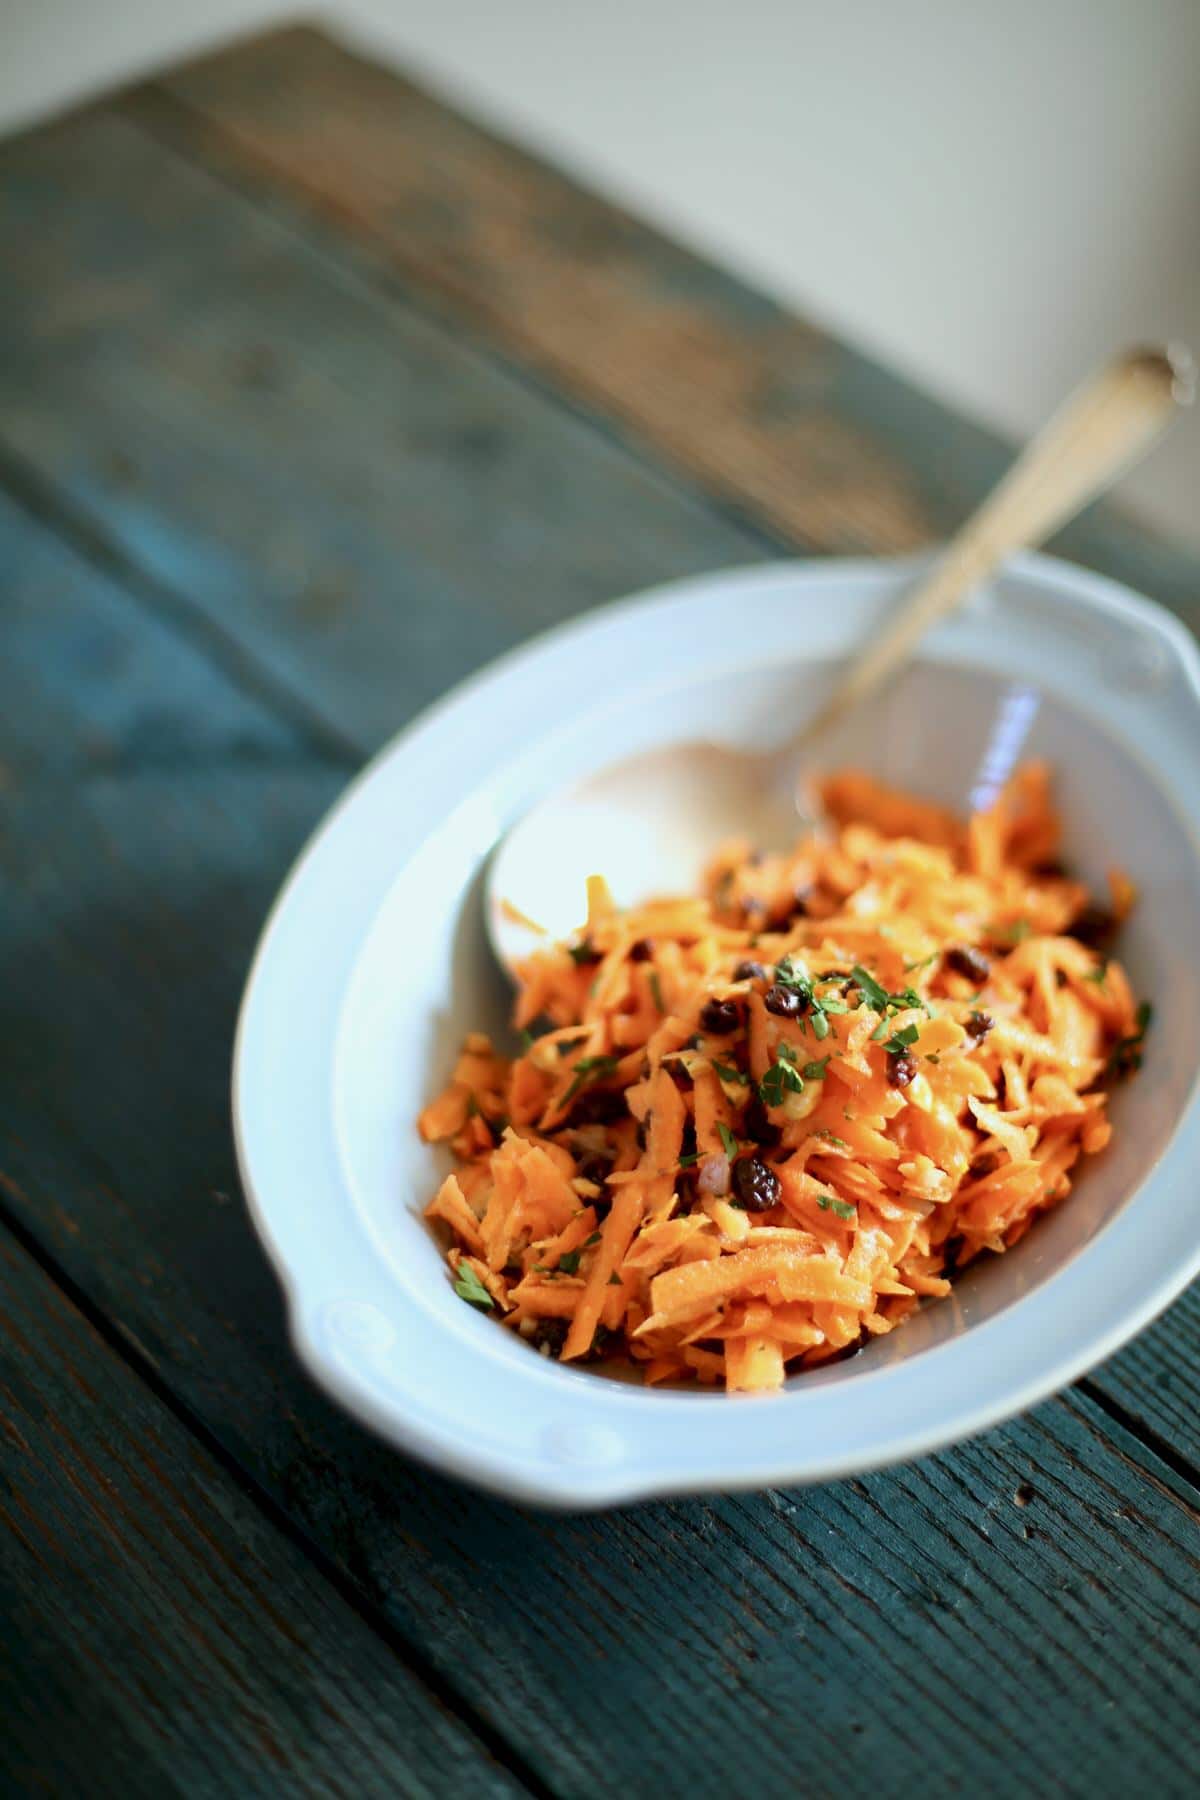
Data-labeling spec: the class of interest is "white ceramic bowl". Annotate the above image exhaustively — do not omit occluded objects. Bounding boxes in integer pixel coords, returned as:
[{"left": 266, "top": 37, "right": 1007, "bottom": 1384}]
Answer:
[{"left": 233, "top": 553, "right": 1200, "bottom": 1508}]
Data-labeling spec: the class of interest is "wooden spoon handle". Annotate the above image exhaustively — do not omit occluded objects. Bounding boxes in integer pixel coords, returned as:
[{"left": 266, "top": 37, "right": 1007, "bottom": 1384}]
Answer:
[{"left": 793, "top": 344, "right": 1194, "bottom": 753}]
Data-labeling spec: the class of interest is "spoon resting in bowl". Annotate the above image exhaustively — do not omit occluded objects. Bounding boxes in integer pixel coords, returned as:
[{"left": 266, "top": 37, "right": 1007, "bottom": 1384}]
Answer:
[{"left": 487, "top": 344, "right": 1194, "bottom": 974}]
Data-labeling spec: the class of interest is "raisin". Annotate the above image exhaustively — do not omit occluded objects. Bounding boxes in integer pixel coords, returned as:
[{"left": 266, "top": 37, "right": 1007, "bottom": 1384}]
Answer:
[
  {"left": 887, "top": 1050, "right": 918, "bottom": 1088},
  {"left": 945, "top": 944, "right": 990, "bottom": 983},
  {"left": 699, "top": 997, "right": 742, "bottom": 1035},
  {"left": 742, "top": 1095, "right": 783, "bottom": 1148},
  {"left": 731, "top": 1155, "right": 781, "bottom": 1212},
  {"left": 577, "top": 1153, "right": 614, "bottom": 1188},
  {"left": 529, "top": 1318, "right": 570, "bottom": 1357},
  {"left": 966, "top": 1011, "right": 994, "bottom": 1042},
  {"left": 734, "top": 959, "right": 768, "bottom": 982},
  {"left": 764, "top": 983, "right": 805, "bottom": 1018},
  {"left": 629, "top": 937, "right": 654, "bottom": 962},
  {"left": 1073, "top": 905, "right": 1116, "bottom": 948}
]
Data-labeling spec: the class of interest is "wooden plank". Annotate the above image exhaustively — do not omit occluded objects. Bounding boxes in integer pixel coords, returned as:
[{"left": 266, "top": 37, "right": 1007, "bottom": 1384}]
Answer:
[
  {"left": 0, "top": 109, "right": 769, "bottom": 755},
  {"left": 1, "top": 496, "right": 1198, "bottom": 1796},
  {"left": 136, "top": 25, "right": 1200, "bottom": 627},
  {"left": 0, "top": 1237, "right": 529, "bottom": 1799},
  {"left": 1088, "top": 1285, "right": 1200, "bottom": 1475}
]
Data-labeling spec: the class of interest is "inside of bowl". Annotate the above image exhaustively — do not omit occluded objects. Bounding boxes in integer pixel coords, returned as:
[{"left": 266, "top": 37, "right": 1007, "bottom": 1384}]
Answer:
[{"left": 333, "top": 654, "right": 1200, "bottom": 1390}]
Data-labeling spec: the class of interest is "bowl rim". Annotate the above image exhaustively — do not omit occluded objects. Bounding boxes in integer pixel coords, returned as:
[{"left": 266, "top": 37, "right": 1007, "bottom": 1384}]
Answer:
[{"left": 232, "top": 550, "right": 1200, "bottom": 1507}]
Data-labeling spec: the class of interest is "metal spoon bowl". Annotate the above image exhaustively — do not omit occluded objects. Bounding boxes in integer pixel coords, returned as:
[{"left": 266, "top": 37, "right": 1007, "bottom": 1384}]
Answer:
[{"left": 487, "top": 346, "right": 1193, "bottom": 972}]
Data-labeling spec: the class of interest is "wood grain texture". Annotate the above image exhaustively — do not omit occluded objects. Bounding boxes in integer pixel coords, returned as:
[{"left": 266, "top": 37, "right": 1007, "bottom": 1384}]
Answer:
[
  {"left": 0, "top": 490, "right": 1198, "bottom": 1797},
  {"left": 0, "top": 110, "right": 767, "bottom": 754},
  {"left": 137, "top": 25, "right": 1200, "bottom": 627},
  {"left": 0, "top": 1242, "right": 527, "bottom": 1799}
]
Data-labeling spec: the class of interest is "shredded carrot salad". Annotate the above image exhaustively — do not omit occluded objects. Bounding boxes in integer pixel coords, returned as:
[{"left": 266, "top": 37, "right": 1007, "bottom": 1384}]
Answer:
[{"left": 419, "top": 764, "right": 1149, "bottom": 1392}]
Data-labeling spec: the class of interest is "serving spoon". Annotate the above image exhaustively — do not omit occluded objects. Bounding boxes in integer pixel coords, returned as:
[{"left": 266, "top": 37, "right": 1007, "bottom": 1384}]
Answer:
[{"left": 488, "top": 345, "right": 1194, "bottom": 972}]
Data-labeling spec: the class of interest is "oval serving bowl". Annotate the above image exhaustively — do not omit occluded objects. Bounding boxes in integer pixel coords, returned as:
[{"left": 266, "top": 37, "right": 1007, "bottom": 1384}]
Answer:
[{"left": 234, "top": 552, "right": 1200, "bottom": 1508}]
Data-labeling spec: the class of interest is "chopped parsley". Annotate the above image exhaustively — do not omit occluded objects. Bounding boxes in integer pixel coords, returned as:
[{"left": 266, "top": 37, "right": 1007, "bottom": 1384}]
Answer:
[
  {"left": 717, "top": 1121, "right": 739, "bottom": 1158},
  {"left": 677, "top": 1151, "right": 700, "bottom": 1168},
  {"left": 988, "top": 919, "right": 1031, "bottom": 944},
  {"left": 853, "top": 964, "right": 930, "bottom": 1023},
  {"left": 648, "top": 969, "right": 665, "bottom": 1014},
  {"left": 773, "top": 957, "right": 850, "bottom": 1041},
  {"left": 759, "top": 1055, "right": 805, "bottom": 1109},
  {"left": 817, "top": 1194, "right": 856, "bottom": 1221},
  {"left": 813, "top": 1128, "right": 850, "bottom": 1150},
  {"left": 608, "top": 1272, "right": 623, "bottom": 1286},
  {"left": 453, "top": 1263, "right": 495, "bottom": 1309},
  {"left": 884, "top": 1022, "right": 921, "bottom": 1056},
  {"left": 1084, "top": 960, "right": 1109, "bottom": 987},
  {"left": 558, "top": 1249, "right": 583, "bottom": 1275},
  {"left": 905, "top": 952, "right": 938, "bottom": 973},
  {"left": 801, "top": 1055, "right": 830, "bottom": 1080},
  {"left": 1107, "top": 1001, "right": 1152, "bottom": 1077},
  {"left": 583, "top": 1231, "right": 603, "bottom": 1247},
  {"left": 561, "top": 1053, "right": 620, "bottom": 1106},
  {"left": 711, "top": 1059, "right": 748, "bottom": 1086},
  {"left": 518, "top": 1028, "right": 534, "bottom": 1053},
  {"left": 850, "top": 964, "right": 890, "bottom": 1011}
]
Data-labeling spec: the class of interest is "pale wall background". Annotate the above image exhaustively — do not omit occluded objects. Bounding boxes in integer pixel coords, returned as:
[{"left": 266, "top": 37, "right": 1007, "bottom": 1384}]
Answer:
[{"left": 5, "top": 0, "right": 1199, "bottom": 547}]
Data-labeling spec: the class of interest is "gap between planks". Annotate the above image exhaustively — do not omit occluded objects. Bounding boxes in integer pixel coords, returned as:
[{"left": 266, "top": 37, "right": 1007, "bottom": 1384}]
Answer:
[{"left": 0, "top": 1181, "right": 554, "bottom": 1800}]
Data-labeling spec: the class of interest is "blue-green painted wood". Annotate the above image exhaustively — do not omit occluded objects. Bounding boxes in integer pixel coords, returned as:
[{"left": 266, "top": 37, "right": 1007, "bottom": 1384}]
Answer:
[
  {"left": 0, "top": 1239, "right": 528, "bottom": 1799},
  {"left": 0, "top": 111, "right": 770, "bottom": 757},
  {"left": 0, "top": 488, "right": 1198, "bottom": 1798}
]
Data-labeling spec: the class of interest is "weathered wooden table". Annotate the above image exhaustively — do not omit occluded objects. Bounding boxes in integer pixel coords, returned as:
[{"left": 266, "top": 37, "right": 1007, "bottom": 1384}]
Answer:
[{"left": 3, "top": 26, "right": 1199, "bottom": 1795}]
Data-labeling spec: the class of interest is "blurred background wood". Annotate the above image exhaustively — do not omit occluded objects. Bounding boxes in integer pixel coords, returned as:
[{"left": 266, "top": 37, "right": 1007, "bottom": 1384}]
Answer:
[{"left": 4, "top": 1, "right": 1198, "bottom": 547}]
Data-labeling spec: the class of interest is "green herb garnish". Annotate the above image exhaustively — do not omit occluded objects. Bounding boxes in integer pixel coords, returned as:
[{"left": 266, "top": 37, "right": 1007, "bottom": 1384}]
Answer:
[
  {"left": 608, "top": 1272, "right": 623, "bottom": 1286},
  {"left": 1107, "top": 1000, "right": 1153, "bottom": 1077},
  {"left": 884, "top": 1023, "right": 921, "bottom": 1056},
  {"left": 1084, "top": 961, "right": 1109, "bottom": 987},
  {"left": 717, "top": 1122, "right": 738, "bottom": 1158},
  {"left": 817, "top": 1194, "right": 856, "bottom": 1221},
  {"left": 759, "top": 1057, "right": 805, "bottom": 1109},
  {"left": 583, "top": 1230, "right": 603, "bottom": 1247},
  {"left": 518, "top": 1028, "right": 534, "bottom": 1053},
  {"left": 558, "top": 1249, "right": 583, "bottom": 1275},
  {"left": 851, "top": 964, "right": 890, "bottom": 1010},
  {"left": 905, "top": 952, "right": 938, "bottom": 973},
  {"left": 561, "top": 1053, "right": 620, "bottom": 1106},
  {"left": 711, "top": 1060, "right": 747, "bottom": 1086},
  {"left": 648, "top": 970, "right": 665, "bottom": 1013},
  {"left": 852, "top": 964, "right": 929, "bottom": 1021},
  {"left": 813, "top": 1128, "right": 850, "bottom": 1150},
  {"left": 774, "top": 955, "right": 812, "bottom": 994},
  {"left": 802, "top": 1056, "right": 830, "bottom": 1080},
  {"left": 677, "top": 1151, "right": 700, "bottom": 1168},
  {"left": 988, "top": 919, "right": 1031, "bottom": 944},
  {"left": 453, "top": 1263, "right": 495, "bottom": 1309}
]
